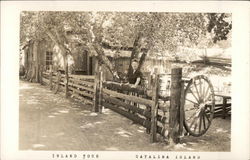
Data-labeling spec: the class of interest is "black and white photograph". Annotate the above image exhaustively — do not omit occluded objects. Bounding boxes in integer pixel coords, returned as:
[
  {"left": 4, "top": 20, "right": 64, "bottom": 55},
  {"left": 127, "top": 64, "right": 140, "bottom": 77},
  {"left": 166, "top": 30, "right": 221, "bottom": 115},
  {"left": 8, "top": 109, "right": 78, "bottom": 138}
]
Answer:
[
  {"left": 1, "top": 1, "right": 250, "bottom": 160},
  {"left": 18, "top": 11, "right": 232, "bottom": 151}
]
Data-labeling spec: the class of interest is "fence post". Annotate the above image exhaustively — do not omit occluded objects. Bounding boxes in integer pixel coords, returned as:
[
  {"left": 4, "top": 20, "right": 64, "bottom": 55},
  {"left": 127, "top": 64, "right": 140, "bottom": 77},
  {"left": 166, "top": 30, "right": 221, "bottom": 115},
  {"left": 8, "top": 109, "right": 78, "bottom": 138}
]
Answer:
[
  {"left": 40, "top": 65, "right": 43, "bottom": 85},
  {"left": 222, "top": 97, "right": 227, "bottom": 119},
  {"left": 93, "top": 62, "right": 100, "bottom": 112},
  {"left": 150, "top": 74, "right": 159, "bottom": 143},
  {"left": 98, "top": 65, "right": 103, "bottom": 113},
  {"left": 169, "top": 68, "right": 182, "bottom": 145},
  {"left": 179, "top": 81, "right": 185, "bottom": 139},
  {"left": 54, "top": 71, "right": 61, "bottom": 94},
  {"left": 49, "top": 70, "right": 53, "bottom": 90},
  {"left": 65, "top": 59, "right": 69, "bottom": 98}
]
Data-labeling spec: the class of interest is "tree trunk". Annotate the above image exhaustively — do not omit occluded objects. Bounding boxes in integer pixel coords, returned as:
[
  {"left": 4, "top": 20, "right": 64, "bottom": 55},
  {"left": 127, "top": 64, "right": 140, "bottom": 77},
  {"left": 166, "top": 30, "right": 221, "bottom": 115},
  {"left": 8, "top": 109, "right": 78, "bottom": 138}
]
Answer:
[
  {"left": 138, "top": 51, "right": 147, "bottom": 71},
  {"left": 23, "top": 40, "right": 44, "bottom": 83},
  {"left": 47, "top": 30, "right": 69, "bottom": 57},
  {"left": 30, "top": 63, "right": 36, "bottom": 82},
  {"left": 128, "top": 32, "right": 143, "bottom": 73},
  {"left": 92, "top": 32, "right": 147, "bottom": 81},
  {"left": 47, "top": 29, "right": 71, "bottom": 97},
  {"left": 26, "top": 63, "right": 33, "bottom": 81},
  {"left": 23, "top": 48, "right": 28, "bottom": 70},
  {"left": 24, "top": 41, "right": 33, "bottom": 80},
  {"left": 24, "top": 40, "right": 41, "bottom": 83},
  {"left": 33, "top": 40, "right": 39, "bottom": 82},
  {"left": 92, "top": 41, "right": 119, "bottom": 80}
]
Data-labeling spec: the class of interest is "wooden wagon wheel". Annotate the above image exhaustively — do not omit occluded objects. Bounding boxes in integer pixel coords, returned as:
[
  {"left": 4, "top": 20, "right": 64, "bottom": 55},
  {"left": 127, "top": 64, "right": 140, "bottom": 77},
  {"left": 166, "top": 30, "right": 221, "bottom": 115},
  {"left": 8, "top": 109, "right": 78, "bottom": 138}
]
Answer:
[
  {"left": 53, "top": 71, "right": 61, "bottom": 94},
  {"left": 183, "top": 75, "right": 215, "bottom": 137}
]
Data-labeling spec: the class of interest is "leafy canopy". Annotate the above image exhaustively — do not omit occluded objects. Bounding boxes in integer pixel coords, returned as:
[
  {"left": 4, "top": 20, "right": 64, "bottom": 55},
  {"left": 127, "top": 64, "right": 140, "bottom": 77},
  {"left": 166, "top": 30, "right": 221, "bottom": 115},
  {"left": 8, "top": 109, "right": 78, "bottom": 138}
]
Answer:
[{"left": 20, "top": 11, "right": 231, "bottom": 58}]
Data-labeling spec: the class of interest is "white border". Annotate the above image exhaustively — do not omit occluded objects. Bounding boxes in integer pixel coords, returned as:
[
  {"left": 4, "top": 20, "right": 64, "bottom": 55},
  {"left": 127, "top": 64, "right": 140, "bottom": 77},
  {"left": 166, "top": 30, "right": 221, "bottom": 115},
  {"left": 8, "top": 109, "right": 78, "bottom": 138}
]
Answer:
[{"left": 1, "top": 1, "right": 250, "bottom": 160}]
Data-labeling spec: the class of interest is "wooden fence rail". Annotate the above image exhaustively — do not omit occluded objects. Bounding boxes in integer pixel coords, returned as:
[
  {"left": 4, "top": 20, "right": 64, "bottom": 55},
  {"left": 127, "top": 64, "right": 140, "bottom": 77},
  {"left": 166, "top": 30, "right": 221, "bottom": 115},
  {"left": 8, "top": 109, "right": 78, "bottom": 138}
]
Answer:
[
  {"left": 42, "top": 70, "right": 95, "bottom": 105},
  {"left": 92, "top": 66, "right": 183, "bottom": 143},
  {"left": 41, "top": 67, "right": 184, "bottom": 144}
]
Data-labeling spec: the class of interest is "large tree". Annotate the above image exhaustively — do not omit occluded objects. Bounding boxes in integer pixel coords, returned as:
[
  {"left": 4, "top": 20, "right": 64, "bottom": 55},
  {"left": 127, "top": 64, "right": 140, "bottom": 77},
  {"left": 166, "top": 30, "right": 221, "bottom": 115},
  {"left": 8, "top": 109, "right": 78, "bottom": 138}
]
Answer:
[
  {"left": 20, "top": 11, "right": 232, "bottom": 83},
  {"left": 84, "top": 12, "right": 209, "bottom": 78}
]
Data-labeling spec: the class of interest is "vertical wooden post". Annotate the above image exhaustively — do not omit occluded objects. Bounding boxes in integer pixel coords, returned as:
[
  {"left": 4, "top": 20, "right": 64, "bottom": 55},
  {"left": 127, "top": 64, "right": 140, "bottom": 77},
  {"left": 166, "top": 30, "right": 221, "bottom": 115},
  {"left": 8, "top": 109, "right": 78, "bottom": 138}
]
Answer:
[
  {"left": 169, "top": 68, "right": 182, "bottom": 145},
  {"left": 93, "top": 61, "right": 100, "bottom": 112},
  {"left": 150, "top": 74, "right": 159, "bottom": 143},
  {"left": 64, "top": 56, "right": 69, "bottom": 98},
  {"left": 222, "top": 97, "right": 227, "bottom": 119},
  {"left": 98, "top": 65, "right": 103, "bottom": 113},
  {"left": 86, "top": 52, "right": 90, "bottom": 75},
  {"left": 40, "top": 65, "right": 43, "bottom": 85},
  {"left": 49, "top": 70, "right": 53, "bottom": 90},
  {"left": 37, "top": 65, "right": 40, "bottom": 83},
  {"left": 179, "top": 81, "right": 185, "bottom": 139}
]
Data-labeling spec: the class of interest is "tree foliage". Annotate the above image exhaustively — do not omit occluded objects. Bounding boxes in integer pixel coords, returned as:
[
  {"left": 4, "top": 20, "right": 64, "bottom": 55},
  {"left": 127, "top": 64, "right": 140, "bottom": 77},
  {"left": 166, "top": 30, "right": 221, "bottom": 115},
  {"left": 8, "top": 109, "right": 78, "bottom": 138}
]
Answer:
[
  {"left": 20, "top": 11, "right": 232, "bottom": 80},
  {"left": 207, "top": 13, "right": 232, "bottom": 43}
]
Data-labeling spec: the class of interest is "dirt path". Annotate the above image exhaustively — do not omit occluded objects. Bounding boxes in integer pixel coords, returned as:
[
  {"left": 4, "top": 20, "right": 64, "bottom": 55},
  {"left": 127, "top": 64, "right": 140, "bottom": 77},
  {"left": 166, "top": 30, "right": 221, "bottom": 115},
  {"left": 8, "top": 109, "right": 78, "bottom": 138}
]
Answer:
[{"left": 19, "top": 80, "right": 231, "bottom": 151}]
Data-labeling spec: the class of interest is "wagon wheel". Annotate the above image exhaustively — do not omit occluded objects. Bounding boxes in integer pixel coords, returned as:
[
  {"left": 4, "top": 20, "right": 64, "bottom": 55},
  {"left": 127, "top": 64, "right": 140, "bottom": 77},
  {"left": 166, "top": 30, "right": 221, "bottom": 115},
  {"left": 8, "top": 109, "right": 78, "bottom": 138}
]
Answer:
[
  {"left": 53, "top": 71, "right": 61, "bottom": 94},
  {"left": 183, "top": 75, "right": 215, "bottom": 137}
]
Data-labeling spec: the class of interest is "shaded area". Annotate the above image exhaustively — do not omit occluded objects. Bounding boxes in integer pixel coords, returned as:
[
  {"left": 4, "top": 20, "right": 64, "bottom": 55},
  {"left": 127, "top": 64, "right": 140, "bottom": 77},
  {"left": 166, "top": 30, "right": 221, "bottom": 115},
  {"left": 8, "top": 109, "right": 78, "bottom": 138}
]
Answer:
[{"left": 19, "top": 80, "right": 230, "bottom": 151}]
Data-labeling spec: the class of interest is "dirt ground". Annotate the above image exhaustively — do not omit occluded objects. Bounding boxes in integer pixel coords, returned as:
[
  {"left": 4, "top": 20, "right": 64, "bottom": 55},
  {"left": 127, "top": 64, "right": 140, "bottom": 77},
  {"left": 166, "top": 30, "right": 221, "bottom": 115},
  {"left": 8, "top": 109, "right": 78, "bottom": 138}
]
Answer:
[{"left": 19, "top": 80, "right": 231, "bottom": 151}]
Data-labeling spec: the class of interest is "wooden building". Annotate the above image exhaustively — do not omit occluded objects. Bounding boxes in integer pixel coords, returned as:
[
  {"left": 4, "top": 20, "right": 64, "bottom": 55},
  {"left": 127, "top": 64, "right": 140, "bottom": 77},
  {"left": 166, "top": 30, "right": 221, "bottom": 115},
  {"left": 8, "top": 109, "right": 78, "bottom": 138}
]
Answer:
[
  {"left": 22, "top": 38, "right": 96, "bottom": 81},
  {"left": 21, "top": 31, "right": 171, "bottom": 83}
]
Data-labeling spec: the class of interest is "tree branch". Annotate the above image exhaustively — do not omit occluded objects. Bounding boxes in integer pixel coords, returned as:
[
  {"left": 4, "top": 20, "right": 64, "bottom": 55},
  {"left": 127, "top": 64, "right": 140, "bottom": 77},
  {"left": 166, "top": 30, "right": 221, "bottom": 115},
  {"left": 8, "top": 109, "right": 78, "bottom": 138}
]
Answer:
[
  {"left": 46, "top": 29, "right": 71, "bottom": 56},
  {"left": 128, "top": 31, "right": 143, "bottom": 73},
  {"left": 55, "top": 29, "right": 64, "bottom": 45},
  {"left": 92, "top": 41, "right": 119, "bottom": 79}
]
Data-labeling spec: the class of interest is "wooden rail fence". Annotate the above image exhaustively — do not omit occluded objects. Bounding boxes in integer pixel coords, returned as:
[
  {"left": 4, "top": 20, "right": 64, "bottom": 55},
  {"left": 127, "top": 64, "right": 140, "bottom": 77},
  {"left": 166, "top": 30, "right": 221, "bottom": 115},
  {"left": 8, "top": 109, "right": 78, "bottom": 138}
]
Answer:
[
  {"left": 209, "top": 95, "right": 231, "bottom": 118},
  {"left": 41, "top": 67, "right": 184, "bottom": 144},
  {"left": 41, "top": 70, "right": 95, "bottom": 105},
  {"left": 92, "top": 66, "right": 184, "bottom": 144}
]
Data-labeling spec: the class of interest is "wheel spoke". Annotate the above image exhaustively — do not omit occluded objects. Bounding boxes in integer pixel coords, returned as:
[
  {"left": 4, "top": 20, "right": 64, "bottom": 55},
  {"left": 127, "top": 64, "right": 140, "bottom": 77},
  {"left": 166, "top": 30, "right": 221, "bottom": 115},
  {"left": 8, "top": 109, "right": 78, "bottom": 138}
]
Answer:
[
  {"left": 185, "top": 107, "right": 197, "bottom": 112},
  {"left": 203, "top": 114, "right": 206, "bottom": 129},
  {"left": 204, "top": 94, "right": 212, "bottom": 103},
  {"left": 187, "top": 88, "right": 200, "bottom": 103},
  {"left": 193, "top": 122, "right": 198, "bottom": 133},
  {"left": 204, "top": 112, "right": 211, "bottom": 123},
  {"left": 189, "top": 115, "right": 198, "bottom": 129},
  {"left": 202, "top": 81, "right": 207, "bottom": 100},
  {"left": 199, "top": 78, "right": 203, "bottom": 98},
  {"left": 189, "top": 117, "right": 196, "bottom": 128},
  {"left": 185, "top": 98, "right": 199, "bottom": 106},
  {"left": 199, "top": 114, "right": 202, "bottom": 133},
  {"left": 186, "top": 111, "right": 197, "bottom": 121},
  {"left": 193, "top": 80, "right": 201, "bottom": 102},
  {"left": 203, "top": 86, "right": 211, "bottom": 102},
  {"left": 184, "top": 76, "right": 214, "bottom": 136}
]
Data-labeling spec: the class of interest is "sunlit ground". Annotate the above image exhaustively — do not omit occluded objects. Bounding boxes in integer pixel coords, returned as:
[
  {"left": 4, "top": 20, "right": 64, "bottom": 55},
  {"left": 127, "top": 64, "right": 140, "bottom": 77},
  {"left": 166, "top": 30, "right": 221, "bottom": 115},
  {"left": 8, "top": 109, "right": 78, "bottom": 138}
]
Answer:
[{"left": 19, "top": 80, "right": 230, "bottom": 151}]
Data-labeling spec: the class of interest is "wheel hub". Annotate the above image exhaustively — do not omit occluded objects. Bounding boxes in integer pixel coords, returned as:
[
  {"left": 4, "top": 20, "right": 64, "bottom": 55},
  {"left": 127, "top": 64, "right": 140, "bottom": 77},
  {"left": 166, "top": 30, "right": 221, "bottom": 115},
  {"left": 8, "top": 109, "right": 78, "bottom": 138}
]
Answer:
[{"left": 198, "top": 103, "right": 206, "bottom": 110}]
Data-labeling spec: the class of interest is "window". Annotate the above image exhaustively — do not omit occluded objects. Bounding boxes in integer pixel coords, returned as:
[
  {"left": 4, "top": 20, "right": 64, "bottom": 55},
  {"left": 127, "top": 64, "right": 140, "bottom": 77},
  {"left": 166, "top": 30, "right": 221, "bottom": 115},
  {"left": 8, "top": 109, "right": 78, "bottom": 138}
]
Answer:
[{"left": 45, "top": 51, "right": 53, "bottom": 70}]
